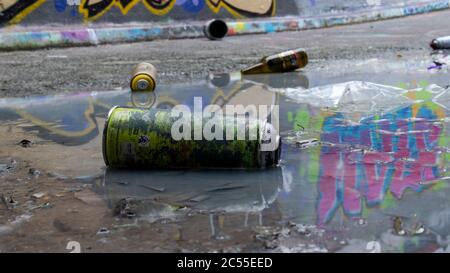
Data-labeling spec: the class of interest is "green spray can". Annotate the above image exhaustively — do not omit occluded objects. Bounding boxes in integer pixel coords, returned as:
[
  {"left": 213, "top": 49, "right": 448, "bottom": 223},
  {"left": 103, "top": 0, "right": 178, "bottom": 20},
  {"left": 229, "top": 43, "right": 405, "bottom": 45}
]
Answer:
[{"left": 102, "top": 106, "right": 281, "bottom": 169}]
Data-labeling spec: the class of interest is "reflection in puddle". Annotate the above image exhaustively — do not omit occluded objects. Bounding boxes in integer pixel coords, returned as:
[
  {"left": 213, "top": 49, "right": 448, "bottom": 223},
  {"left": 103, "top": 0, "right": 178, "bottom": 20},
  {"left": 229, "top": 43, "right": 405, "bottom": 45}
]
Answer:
[
  {"left": 316, "top": 102, "right": 446, "bottom": 224},
  {"left": 0, "top": 69, "right": 449, "bottom": 252},
  {"left": 96, "top": 168, "right": 283, "bottom": 223}
]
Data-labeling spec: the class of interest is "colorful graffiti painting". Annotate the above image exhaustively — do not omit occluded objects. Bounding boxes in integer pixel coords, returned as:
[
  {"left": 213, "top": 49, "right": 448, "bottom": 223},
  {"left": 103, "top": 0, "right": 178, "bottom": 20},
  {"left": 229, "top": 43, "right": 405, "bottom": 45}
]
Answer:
[
  {"left": 176, "top": 0, "right": 204, "bottom": 13},
  {"left": 1, "top": 0, "right": 446, "bottom": 26},
  {"left": 79, "top": 0, "right": 181, "bottom": 19},
  {"left": 79, "top": 0, "right": 139, "bottom": 19},
  {"left": 54, "top": 0, "right": 80, "bottom": 16},
  {"left": 0, "top": 0, "right": 45, "bottom": 25},
  {"left": 206, "top": 0, "right": 276, "bottom": 17},
  {"left": 315, "top": 93, "right": 447, "bottom": 224},
  {"left": 142, "top": 0, "right": 177, "bottom": 15},
  {"left": 0, "top": 0, "right": 277, "bottom": 24},
  {"left": 79, "top": 0, "right": 276, "bottom": 20},
  {"left": 281, "top": 82, "right": 449, "bottom": 225}
]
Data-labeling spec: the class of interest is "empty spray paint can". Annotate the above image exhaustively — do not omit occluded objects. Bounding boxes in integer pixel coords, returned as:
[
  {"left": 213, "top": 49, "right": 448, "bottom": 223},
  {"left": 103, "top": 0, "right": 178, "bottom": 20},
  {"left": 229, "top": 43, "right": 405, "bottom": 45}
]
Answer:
[
  {"left": 204, "top": 19, "right": 228, "bottom": 40},
  {"left": 130, "top": 62, "right": 157, "bottom": 92},
  {"left": 241, "top": 48, "right": 308, "bottom": 75},
  {"left": 430, "top": 36, "right": 450, "bottom": 50},
  {"left": 102, "top": 107, "right": 281, "bottom": 169}
]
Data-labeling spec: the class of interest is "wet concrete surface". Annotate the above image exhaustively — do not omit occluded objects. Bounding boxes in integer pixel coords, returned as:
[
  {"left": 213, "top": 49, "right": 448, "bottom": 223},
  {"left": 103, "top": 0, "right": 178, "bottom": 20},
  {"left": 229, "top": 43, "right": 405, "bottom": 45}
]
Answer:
[{"left": 0, "top": 51, "right": 449, "bottom": 252}]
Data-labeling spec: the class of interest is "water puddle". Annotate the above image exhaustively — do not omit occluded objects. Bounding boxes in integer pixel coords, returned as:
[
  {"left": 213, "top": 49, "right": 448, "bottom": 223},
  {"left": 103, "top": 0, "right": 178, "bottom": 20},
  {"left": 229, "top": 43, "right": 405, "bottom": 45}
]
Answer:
[{"left": 0, "top": 60, "right": 449, "bottom": 252}]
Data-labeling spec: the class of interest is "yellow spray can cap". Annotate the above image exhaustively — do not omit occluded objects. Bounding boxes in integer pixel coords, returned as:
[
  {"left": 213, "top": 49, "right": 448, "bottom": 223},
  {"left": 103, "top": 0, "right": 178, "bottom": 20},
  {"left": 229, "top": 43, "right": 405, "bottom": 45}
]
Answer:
[{"left": 131, "top": 74, "right": 156, "bottom": 92}]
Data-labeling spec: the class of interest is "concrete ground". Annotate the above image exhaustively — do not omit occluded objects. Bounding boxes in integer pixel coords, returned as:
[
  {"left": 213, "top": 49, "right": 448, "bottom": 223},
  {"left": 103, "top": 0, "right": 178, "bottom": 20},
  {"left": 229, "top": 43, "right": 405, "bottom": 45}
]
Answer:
[{"left": 1, "top": 9, "right": 450, "bottom": 97}]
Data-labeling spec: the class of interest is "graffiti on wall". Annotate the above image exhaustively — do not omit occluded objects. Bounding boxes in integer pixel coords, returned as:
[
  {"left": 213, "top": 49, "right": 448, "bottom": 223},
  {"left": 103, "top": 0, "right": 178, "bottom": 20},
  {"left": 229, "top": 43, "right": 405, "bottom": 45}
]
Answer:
[
  {"left": 0, "top": 0, "right": 277, "bottom": 25},
  {"left": 79, "top": 0, "right": 177, "bottom": 19},
  {"left": 206, "top": 0, "right": 276, "bottom": 17},
  {"left": 79, "top": 0, "right": 276, "bottom": 20},
  {"left": 1, "top": 0, "right": 447, "bottom": 26},
  {"left": 54, "top": 0, "right": 80, "bottom": 16},
  {"left": 0, "top": 0, "right": 45, "bottom": 25}
]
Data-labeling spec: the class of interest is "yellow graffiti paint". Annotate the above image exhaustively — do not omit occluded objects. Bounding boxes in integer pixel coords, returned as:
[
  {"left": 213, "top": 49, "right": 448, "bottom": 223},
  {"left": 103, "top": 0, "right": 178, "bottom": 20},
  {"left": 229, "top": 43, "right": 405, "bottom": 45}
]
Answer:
[
  {"left": 93, "top": 99, "right": 116, "bottom": 110},
  {"left": 404, "top": 88, "right": 446, "bottom": 119},
  {"left": 14, "top": 99, "right": 97, "bottom": 138},
  {"left": 116, "top": 0, "right": 140, "bottom": 14},
  {"left": 79, "top": 0, "right": 115, "bottom": 22},
  {"left": 154, "top": 95, "right": 180, "bottom": 108},
  {"left": 211, "top": 81, "right": 244, "bottom": 106},
  {"left": 80, "top": 0, "right": 140, "bottom": 22},
  {"left": 206, "top": 0, "right": 276, "bottom": 18},
  {"left": 142, "top": 0, "right": 176, "bottom": 16},
  {"left": 231, "top": 21, "right": 246, "bottom": 31},
  {"left": 6, "top": 0, "right": 46, "bottom": 25},
  {"left": 78, "top": 0, "right": 276, "bottom": 22}
]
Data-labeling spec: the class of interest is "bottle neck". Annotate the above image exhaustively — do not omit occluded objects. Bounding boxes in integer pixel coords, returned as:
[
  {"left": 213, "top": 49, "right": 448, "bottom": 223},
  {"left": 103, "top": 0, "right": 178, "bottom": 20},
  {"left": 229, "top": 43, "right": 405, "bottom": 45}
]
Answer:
[{"left": 241, "top": 62, "right": 265, "bottom": 75}]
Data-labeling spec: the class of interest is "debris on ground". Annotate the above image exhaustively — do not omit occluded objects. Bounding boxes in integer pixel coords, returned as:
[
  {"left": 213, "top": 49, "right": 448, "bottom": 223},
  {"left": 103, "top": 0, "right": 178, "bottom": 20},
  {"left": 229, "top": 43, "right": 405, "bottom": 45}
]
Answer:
[
  {"left": 296, "top": 138, "right": 319, "bottom": 149},
  {"left": 0, "top": 164, "right": 8, "bottom": 172},
  {"left": 289, "top": 222, "right": 325, "bottom": 237},
  {"left": 254, "top": 226, "right": 285, "bottom": 249},
  {"left": 412, "top": 223, "right": 426, "bottom": 235},
  {"left": 0, "top": 214, "right": 33, "bottom": 236},
  {"left": 0, "top": 162, "right": 13, "bottom": 175},
  {"left": 74, "top": 190, "right": 103, "bottom": 206},
  {"left": 2, "top": 195, "right": 18, "bottom": 210},
  {"left": 241, "top": 48, "right": 308, "bottom": 75},
  {"left": 30, "top": 202, "right": 53, "bottom": 211},
  {"left": 356, "top": 218, "right": 368, "bottom": 227},
  {"left": 96, "top": 227, "right": 110, "bottom": 236},
  {"left": 31, "top": 192, "right": 46, "bottom": 199},
  {"left": 28, "top": 168, "right": 41, "bottom": 177},
  {"left": 253, "top": 222, "right": 328, "bottom": 253},
  {"left": 430, "top": 36, "right": 450, "bottom": 50},
  {"left": 392, "top": 216, "right": 428, "bottom": 236},
  {"left": 428, "top": 51, "right": 450, "bottom": 70},
  {"left": 428, "top": 61, "right": 446, "bottom": 70},
  {"left": 18, "top": 139, "right": 32, "bottom": 148},
  {"left": 46, "top": 172, "right": 69, "bottom": 180},
  {"left": 114, "top": 198, "right": 138, "bottom": 219},
  {"left": 282, "top": 130, "right": 319, "bottom": 147},
  {"left": 393, "top": 217, "right": 406, "bottom": 236},
  {"left": 277, "top": 244, "right": 328, "bottom": 253}
]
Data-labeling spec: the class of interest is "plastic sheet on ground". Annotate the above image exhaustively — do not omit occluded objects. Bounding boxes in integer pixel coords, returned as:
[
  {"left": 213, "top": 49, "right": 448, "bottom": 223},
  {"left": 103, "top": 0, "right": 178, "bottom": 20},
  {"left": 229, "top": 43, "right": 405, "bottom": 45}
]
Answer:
[
  {"left": 280, "top": 81, "right": 413, "bottom": 114},
  {"left": 430, "top": 84, "right": 450, "bottom": 111}
]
